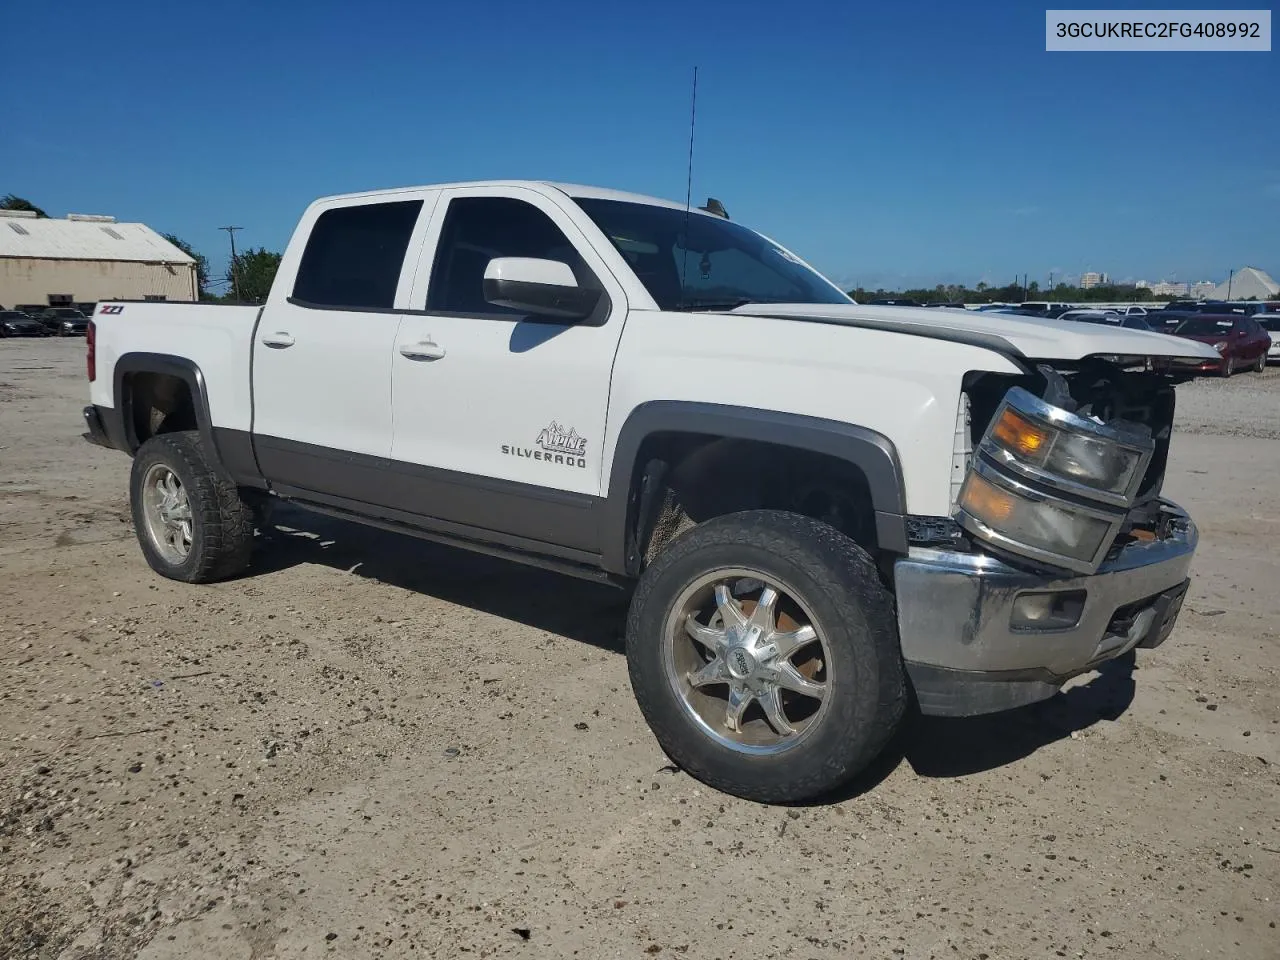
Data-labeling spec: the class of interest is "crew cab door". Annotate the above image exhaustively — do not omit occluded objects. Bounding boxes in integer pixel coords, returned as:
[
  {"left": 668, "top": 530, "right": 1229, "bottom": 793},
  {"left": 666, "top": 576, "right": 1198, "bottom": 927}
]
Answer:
[
  {"left": 251, "top": 195, "right": 433, "bottom": 501},
  {"left": 387, "top": 186, "right": 628, "bottom": 554}
]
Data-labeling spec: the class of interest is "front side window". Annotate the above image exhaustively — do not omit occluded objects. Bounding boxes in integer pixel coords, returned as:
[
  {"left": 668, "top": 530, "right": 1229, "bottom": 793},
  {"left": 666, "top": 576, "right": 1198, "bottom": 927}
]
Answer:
[
  {"left": 426, "top": 197, "right": 592, "bottom": 314},
  {"left": 574, "top": 198, "right": 850, "bottom": 311},
  {"left": 293, "top": 200, "right": 422, "bottom": 309}
]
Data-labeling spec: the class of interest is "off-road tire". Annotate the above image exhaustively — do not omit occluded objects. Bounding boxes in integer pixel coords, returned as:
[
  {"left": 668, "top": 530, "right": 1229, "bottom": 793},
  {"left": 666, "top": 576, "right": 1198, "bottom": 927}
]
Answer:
[
  {"left": 129, "top": 431, "right": 254, "bottom": 583},
  {"left": 626, "top": 510, "right": 906, "bottom": 803}
]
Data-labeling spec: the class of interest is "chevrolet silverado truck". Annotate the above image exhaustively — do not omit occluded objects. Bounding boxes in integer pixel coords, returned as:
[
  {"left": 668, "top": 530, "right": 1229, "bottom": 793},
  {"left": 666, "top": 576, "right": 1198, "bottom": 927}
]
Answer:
[{"left": 83, "top": 181, "right": 1218, "bottom": 802}]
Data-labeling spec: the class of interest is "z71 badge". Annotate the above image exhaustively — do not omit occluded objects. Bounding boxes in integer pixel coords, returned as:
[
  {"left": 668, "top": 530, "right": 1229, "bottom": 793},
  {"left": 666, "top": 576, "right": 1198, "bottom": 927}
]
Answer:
[{"left": 502, "top": 421, "right": 588, "bottom": 469}]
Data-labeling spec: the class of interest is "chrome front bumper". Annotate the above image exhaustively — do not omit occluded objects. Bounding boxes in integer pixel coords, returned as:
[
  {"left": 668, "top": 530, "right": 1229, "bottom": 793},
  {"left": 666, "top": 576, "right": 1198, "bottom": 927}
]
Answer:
[{"left": 894, "top": 500, "right": 1196, "bottom": 716}]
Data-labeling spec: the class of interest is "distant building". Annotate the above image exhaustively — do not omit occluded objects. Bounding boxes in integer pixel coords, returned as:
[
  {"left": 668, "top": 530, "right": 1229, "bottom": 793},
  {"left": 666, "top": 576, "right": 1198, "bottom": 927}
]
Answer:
[
  {"left": 1207, "top": 266, "right": 1279, "bottom": 302},
  {"left": 1079, "top": 271, "right": 1109, "bottom": 289},
  {"left": 1136, "top": 280, "right": 1190, "bottom": 297},
  {"left": 1189, "top": 281, "right": 1217, "bottom": 299},
  {"left": 0, "top": 211, "right": 197, "bottom": 312}
]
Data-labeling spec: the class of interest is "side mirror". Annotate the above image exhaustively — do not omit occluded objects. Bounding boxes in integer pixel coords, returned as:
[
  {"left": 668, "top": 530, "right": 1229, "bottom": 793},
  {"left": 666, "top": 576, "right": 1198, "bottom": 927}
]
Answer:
[{"left": 483, "top": 257, "right": 600, "bottom": 321}]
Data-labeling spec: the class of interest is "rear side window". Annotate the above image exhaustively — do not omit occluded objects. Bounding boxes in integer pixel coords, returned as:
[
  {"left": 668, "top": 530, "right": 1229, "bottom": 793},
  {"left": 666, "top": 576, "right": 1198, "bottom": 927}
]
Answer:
[
  {"left": 293, "top": 200, "right": 423, "bottom": 309},
  {"left": 426, "top": 197, "right": 590, "bottom": 314}
]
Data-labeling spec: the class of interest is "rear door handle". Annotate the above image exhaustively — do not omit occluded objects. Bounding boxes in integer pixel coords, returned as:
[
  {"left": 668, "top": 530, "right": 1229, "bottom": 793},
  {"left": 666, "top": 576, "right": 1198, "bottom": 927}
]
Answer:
[
  {"left": 399, "top": 340, "right": 446, "bottom": 361},
  {"left": 261, "top": 332, "right": 295, "bottom": 348}
]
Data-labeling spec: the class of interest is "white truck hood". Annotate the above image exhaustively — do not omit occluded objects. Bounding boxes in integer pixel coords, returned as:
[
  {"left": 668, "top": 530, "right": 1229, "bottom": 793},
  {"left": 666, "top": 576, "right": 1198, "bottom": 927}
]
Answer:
[{"left": 730, "top": 303, "right": 1219, "bottom": 363}]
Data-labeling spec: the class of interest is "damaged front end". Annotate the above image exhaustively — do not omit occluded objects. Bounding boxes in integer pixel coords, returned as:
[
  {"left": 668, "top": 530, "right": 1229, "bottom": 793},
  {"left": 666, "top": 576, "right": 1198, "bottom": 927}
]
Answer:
[
  {"left": 955, "top": 360, "right": 1180, "bottom": 574},
  {"left": 894, "top": 358, "right": 1200, "bottom": 717}
]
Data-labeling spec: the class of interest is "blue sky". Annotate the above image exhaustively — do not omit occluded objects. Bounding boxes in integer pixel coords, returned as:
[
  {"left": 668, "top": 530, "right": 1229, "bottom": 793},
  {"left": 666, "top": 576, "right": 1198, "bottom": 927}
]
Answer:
[{"left": 3, "top": 0, "right": 1275, "bottom": 291}]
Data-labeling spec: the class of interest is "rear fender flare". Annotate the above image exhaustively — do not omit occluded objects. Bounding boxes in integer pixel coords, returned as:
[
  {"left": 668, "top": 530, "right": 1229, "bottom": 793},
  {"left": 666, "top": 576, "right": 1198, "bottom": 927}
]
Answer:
[{"left": 111, "top": 353, "right": 262, "bottom": 486}]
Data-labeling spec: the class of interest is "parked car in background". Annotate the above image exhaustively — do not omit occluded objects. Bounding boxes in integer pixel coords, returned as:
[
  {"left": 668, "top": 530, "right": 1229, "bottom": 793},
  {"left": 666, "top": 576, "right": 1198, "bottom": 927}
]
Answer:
[
  {"left": 39, "top": 307, "right": 90, "bottom": 336},
  {"left": 1258, "top": 313, "right": 1280, "bottom": 364},
  {"left": 1147, "top": 310, "right": 1196, "bottom": 333},
  {"left": 1171, "top": 314, "right": 1270, "bottom": 375},
  {"left": 1181, "top": 301, "right": 1259, "bottom": 316},
  {"left": 1019, "top": 301, "right": 1071, "bottom": 317},
  {"left": 1059, "top": 309, "right": 1152, "bottom": 330},
  {"left": 0, "top": 310, "right": 48, "bottom": 337},
  {"left": 1119, "top": 306, "right": 1148, "bottom": 317}
]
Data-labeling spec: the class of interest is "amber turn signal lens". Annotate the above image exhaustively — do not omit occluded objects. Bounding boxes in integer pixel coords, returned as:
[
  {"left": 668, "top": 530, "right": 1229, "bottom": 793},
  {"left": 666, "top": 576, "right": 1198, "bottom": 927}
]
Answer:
[
  {"left": 992, "top": 408, "right": 1050, "bottom": 459},
  {"left": 958, "top": 472, "right": 1016, "bottom": 524}
]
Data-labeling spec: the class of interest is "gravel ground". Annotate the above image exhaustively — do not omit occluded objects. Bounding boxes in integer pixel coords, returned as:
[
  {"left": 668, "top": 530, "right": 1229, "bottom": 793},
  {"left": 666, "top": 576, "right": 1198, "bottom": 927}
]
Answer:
[
  {"left": 1173, "top": 364, "right": 1280, "bottom": 439},
  {"left": 2, "top": 339, "right": 1278, "bottom": 960}
]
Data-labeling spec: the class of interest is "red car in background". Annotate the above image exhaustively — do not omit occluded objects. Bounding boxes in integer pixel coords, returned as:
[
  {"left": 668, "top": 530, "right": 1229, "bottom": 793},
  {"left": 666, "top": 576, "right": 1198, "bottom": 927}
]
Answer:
[{"left": 1171, "top": 314, "right": 1271, "bottom": 376}]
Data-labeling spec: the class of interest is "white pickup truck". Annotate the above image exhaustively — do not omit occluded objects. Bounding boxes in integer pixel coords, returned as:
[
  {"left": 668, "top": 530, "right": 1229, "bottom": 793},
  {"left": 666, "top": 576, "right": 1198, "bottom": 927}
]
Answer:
[{"left": 84, "top": 181, "right": 1218, "bottom": 802}]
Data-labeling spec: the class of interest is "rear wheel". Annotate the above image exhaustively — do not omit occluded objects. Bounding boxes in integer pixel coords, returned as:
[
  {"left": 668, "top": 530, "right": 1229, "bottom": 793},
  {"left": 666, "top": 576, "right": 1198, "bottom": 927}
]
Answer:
[
  {"left": 1254, "top": 352, "right": 1266, "bottom": 373},
  {"left": 626, "top": 510, "right": 906, "bottom": 803},
  {"left": 130, "top": 431, "right": 254, "bottom": 583}
]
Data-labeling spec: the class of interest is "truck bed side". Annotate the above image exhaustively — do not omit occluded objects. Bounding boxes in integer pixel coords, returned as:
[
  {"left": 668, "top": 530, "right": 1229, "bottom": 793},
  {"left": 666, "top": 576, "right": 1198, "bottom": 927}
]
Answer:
[{"left": 89, "top": 301, "right": 261, "bottom": 434}]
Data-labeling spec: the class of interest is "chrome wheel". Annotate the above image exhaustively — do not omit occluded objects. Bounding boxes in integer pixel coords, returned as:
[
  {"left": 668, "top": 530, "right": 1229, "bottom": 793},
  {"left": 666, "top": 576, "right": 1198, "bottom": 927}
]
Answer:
[
  {"left": 662, "top": 569, "right": 831, "bottom": 755},
  {"left": 140, "top": 463, "right": 193, "bottom": 564}
]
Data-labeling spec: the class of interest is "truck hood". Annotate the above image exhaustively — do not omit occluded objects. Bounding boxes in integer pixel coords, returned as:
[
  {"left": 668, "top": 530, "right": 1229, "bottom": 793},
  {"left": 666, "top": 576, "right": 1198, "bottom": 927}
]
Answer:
[{"left": 729, "top": 303, "right": 1220, "bottom": 363}]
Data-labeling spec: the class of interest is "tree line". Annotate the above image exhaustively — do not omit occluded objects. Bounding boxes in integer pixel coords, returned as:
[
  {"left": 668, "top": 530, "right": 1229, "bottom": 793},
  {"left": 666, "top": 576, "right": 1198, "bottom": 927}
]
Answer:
[{"left": 849, "top": 280, "right": 1169, "bottom": 304}]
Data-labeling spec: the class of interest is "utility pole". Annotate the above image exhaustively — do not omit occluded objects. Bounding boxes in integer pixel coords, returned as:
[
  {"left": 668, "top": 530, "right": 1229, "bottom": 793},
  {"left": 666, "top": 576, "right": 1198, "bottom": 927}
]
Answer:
[
  {"left": 219, "top": 226, "right": 243, "bottom": 301},
  {"left": 1226, "top": 268, "right": 1234, "bottom": 300}
]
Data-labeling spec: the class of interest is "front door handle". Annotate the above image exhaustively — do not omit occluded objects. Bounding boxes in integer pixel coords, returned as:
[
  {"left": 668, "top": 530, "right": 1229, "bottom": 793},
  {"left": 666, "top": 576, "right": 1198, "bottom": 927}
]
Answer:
[
  {"left": 261, "top": 332, "right": 295, "bottom": 348},
  {"left": 399, "top": 340, "right": 446, "bottom": 361}
]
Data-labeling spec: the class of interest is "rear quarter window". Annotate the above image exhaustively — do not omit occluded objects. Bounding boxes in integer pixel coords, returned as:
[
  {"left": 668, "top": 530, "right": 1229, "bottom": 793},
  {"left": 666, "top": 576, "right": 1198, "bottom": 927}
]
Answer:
[{"left": 292, "top": 200, "right": 423, "bottom": 309}]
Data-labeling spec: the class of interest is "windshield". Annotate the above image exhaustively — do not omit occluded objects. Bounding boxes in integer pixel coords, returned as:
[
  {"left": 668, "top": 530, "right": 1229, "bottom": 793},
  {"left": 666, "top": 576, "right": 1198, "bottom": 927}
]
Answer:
[
  {"left": 573, "top": 198, "right": 850, "bottom": 310},
  {"left": 1175, "top": 317, "right": 1235, "bottom": 336}
]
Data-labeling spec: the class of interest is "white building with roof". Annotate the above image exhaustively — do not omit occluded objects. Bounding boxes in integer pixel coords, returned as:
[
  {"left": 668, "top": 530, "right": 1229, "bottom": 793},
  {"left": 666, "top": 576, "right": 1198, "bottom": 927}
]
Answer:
[
  {"left": 1136, "top": 280, "right": 1189, "bottom": 297},
  {"left": 0, "top": 210, "right": 197, "bottom": 311},
  {"left": 1207, "top": 266, "right": 1279, "bottom": 302}
]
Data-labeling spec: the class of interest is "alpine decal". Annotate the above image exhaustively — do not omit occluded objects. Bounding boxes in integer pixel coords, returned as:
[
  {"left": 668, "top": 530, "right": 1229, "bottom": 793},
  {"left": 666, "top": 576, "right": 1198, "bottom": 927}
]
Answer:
[{"left": 502, "top": 421, "right": 588, "bottom": 469}]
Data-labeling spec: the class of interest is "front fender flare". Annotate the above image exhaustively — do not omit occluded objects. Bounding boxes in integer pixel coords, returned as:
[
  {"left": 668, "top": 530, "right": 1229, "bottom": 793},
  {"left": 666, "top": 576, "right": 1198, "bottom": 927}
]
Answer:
[{"left": 601, "top": 401, "right": 908, "bottom": 574}]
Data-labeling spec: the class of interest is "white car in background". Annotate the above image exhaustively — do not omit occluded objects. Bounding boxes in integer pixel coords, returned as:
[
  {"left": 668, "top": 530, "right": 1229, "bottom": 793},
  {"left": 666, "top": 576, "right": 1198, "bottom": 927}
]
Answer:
[{"left": 1258, "top": 310, "right": 1280, "bottom": 363}]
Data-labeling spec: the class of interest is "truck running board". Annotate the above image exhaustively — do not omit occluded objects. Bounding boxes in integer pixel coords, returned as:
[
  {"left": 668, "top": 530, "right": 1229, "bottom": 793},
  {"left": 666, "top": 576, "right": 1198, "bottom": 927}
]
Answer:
[{"left": 281, "top": 497, "right": 628, "bottom": 589}]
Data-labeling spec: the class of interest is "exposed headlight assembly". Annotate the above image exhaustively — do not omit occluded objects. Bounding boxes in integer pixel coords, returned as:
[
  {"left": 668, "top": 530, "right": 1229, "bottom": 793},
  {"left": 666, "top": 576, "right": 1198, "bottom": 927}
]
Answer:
[
  {"left": 955, "top": 387, "right": 1154, "bottom": 573},
  {"left": 987, "top": 404, "right": 1149, "bottom": 502}
]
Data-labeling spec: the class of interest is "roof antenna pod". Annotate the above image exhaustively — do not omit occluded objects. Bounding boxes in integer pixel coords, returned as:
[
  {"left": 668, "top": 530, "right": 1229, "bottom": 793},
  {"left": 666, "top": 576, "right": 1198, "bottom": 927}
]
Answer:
[{"left": 699, "top": 198, "right": 728, "bottom": 219}]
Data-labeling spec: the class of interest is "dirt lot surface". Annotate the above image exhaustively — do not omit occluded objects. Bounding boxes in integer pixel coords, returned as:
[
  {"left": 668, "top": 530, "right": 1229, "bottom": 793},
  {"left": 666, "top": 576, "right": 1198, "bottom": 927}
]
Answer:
[{"left": 2, "top": 338, "right": 1278, "bottom": 960}]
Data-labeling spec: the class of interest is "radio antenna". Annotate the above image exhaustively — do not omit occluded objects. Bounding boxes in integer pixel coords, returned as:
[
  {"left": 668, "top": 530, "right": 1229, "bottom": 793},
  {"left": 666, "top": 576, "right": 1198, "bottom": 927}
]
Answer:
[{"left": 679, "top": 65, "right": 698, "bottom": 309}]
